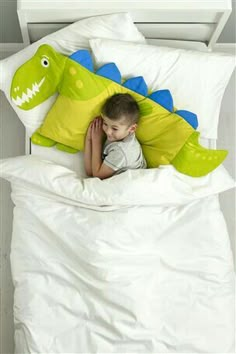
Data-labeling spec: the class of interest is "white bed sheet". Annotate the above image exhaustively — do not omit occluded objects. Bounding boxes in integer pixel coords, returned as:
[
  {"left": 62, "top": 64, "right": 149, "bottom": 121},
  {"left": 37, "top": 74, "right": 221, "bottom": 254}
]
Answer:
[
  {"left": 30, "top": 137, "right": 213, "bottom": 176},
  {"left": 0, "top": 155, "right": 235, "bottom": 353}
]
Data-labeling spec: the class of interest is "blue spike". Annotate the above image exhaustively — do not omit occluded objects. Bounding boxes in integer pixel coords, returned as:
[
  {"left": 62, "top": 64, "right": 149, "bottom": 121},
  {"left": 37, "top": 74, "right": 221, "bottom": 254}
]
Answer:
[
  {"left": 176, "top": 110, "right": 198, "bottom": 129},
  {"left": 148, "top": 90, "right": 174, "bottom": 112},
  {"left": 123, "top": 77, "right": 148, "bottom": 96},
  {"left": 96, "top": 63, "right": 121, "bottom": 83},
  {"left": 69, "top": 50, "right": 94, "bottom": 72}
]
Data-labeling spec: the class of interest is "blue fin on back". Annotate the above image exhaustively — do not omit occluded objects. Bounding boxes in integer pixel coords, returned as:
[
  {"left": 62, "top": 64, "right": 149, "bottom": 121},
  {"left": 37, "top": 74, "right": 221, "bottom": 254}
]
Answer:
[
  {"left": 69, "top": 50, "right": 94, "bottom": 72},
  {"left": 176, "top": 110, "right": 198, "bottom": 129},
  {"left": 123, "top": 77, "right": 148, "bottom": 96},
  {"left": 96, "top": 63, "right": 121, "bottom": 83},
  {"left": 148, "top": 90, "right": 174, "bottom": 112}
]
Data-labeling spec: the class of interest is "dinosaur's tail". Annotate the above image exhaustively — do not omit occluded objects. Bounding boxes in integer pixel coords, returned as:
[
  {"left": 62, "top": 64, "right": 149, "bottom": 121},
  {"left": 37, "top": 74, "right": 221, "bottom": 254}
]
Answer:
[{"left": 171, "top": 131, "right": 228, "bottom": 177}]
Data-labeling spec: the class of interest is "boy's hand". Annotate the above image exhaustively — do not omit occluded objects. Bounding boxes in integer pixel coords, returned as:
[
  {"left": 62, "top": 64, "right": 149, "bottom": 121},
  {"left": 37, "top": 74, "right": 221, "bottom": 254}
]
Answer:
[
  {"left": 86, "top": 121, "right": 93, "bottom": 141},
  {"left": 91, "top": 117, "right": 104, "bottom": 144}
]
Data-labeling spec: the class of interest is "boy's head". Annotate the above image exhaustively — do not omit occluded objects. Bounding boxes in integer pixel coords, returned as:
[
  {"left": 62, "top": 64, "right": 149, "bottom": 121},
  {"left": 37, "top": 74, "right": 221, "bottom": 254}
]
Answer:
[{"left": 101, "top": 93, "right": 139, "bottom": 142}]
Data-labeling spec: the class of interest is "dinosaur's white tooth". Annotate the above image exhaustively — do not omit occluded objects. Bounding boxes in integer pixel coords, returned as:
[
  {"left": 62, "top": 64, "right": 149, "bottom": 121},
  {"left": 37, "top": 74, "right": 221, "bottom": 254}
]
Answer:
[
  {"left": 32, "top": 83, "right": 39, "bottom": 93},
  {"left": 27, "top": 88, "right": 33, "bottom": 99},
  {"left": 12, "top": 96, "right": 23, "bottom": 107},
  {"left": 38, "top": 77, "right": 45, "bottom": 88},
  {"left": 32, "top": 77, "right": 45, "bottom": 92},
  {"left": 31, "top": 86, "right": 37, "bottom": 96},
  {"left": 22, "top": 92, "right": 30, "bottom": 103},
  {"left": 17, "top": 96, "right": 23, "bottom": 106},
  {"left": 13, "top": 76, "right": 46, "bottom": 107}
]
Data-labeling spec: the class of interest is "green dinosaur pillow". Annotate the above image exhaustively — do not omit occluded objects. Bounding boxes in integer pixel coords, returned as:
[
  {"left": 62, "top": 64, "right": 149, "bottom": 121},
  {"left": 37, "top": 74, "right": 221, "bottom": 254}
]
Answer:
[{"left": 10, "top": 44, "right": 228, "bottom": 177}]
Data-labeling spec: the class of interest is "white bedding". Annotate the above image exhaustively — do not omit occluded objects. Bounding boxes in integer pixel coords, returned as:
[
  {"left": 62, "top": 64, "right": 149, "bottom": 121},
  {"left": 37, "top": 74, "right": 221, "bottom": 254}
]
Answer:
[
  {"left": 30, "top": 137, "right": 213, "bottom": 176},
  {"left": 0, "top": 155, "right": 235, "bottom": 353}
]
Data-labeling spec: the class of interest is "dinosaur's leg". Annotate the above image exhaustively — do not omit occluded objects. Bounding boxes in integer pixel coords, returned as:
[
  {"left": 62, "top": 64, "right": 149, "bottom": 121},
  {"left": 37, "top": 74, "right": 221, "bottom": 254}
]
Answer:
[
  {"left": 171, "top": 131, "right": 228, "bottom": 177},
  {"left": 31, "top": 132, "right": 56, "bottom": 147},
  {"left": 55, "top": 143, "right": 79, "bottom": 154}
]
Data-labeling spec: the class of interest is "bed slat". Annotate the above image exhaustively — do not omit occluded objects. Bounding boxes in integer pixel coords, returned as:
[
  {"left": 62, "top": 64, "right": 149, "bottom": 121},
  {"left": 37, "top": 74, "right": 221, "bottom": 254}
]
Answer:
[
  {"left": 17, "top": 0, "right": 232, "bottom": 48},
  {"left": 28, "top": 22, "right": 214, "bottom": 43}
]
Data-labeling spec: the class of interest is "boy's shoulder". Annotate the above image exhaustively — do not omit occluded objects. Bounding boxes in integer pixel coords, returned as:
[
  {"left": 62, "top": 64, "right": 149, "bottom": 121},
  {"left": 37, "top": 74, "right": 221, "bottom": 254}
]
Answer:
[{"left": 120, "top": 133, "right": 141, "bottom": 150}]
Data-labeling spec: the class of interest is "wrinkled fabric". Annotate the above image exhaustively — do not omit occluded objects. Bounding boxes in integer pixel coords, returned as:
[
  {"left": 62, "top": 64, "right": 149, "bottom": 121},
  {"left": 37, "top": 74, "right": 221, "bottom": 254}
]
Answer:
[{"left": 0, "top": 155, "right": 235, "bottom": 353}]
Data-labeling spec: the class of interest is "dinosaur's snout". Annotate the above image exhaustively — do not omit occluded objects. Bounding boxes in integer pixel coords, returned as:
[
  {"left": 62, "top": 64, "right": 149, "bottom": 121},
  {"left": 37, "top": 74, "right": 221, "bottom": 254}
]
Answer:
[{"left": 11, "top": 77, "right": 45, "bottom": 108}]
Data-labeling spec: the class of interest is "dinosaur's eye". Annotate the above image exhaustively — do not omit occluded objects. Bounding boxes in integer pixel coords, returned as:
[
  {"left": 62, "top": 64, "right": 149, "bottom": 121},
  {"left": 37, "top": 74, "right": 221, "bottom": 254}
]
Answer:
[{"left": 41, "top": 57, "right": 49, "bottom": 68}]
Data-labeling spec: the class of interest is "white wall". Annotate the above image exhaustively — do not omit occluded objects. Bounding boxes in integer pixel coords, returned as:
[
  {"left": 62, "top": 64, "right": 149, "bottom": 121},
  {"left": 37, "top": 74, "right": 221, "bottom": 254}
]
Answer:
[
  {"left": 0, "top": 47, "right": 25, "bottom": 354},
  {"left": 0, "top": 1, "right": 23, "bottom": 42}
]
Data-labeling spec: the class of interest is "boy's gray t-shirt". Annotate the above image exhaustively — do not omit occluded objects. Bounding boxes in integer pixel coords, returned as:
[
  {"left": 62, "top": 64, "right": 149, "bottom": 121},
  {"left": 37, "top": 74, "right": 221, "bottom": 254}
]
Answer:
[{"left": 102, "top": 133, "right": 147, "bottom": 174}]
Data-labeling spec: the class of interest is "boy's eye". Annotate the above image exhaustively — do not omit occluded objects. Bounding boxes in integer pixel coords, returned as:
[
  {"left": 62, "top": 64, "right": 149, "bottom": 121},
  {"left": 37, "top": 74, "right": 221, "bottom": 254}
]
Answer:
[
  {"left": 112, "top": 128, "right": 118, "bottom": 131},
  {"left": 103, "top": 122, "right": 107, "bottom": 126}
]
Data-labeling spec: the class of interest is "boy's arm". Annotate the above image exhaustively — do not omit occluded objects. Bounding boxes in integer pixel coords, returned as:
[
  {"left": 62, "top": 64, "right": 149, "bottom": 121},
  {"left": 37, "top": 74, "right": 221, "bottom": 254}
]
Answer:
[
  {"left": 91, "top": 140, "right": 115, "bottom": 179},
  {"left": 91, "top": 118, "right": 115, "bottom": 179},
  {"left": 84, "top": 124, "right": 93, "bottom": 177}
]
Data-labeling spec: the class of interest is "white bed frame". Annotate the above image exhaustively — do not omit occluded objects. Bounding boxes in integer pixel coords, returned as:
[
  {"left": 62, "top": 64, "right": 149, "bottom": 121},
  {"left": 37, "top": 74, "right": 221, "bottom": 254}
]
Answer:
[
  {"left": 17, "top": 0, "right": 232, "bottom": 154},
  {"left": 18, "top": 0, "right": 232, "bottom": 48}
]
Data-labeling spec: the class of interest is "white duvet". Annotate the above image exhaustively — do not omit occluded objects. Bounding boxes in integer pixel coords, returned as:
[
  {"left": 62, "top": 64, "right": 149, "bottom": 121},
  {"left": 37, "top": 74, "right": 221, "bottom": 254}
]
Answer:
[{"left": 0, "top": 155, "right": 235, "bottom": 353}]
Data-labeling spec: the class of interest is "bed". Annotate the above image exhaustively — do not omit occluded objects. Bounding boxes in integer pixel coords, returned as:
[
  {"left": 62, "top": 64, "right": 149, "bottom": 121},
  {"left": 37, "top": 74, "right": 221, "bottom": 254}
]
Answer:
[{"left": 0, "top": 1, "right": 235, "bottom": 353}]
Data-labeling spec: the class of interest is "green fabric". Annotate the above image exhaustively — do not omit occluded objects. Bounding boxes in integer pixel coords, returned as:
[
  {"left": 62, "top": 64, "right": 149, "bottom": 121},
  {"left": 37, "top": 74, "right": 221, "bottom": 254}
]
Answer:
[
  {"left": 11, "top": 44, "right": 228, "bottom": 177},
  {"left": 172, "top": 131, "right": 228, "bottom": 177},
  {"left": 10, "top": 45, "right": 66, "bottom": 110}
]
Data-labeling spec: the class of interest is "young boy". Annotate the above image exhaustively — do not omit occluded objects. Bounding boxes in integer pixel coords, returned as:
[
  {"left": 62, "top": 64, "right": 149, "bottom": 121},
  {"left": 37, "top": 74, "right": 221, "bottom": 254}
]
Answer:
[{"left": 84, "top": 93, "right": 146, "bottom": 179}]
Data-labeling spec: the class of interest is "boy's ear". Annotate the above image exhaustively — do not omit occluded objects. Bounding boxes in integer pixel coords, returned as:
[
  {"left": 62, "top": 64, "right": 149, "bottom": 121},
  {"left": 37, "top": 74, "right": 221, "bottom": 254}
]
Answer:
[{"left": 129, "top": 124, "right": 137, "bottom": 133}]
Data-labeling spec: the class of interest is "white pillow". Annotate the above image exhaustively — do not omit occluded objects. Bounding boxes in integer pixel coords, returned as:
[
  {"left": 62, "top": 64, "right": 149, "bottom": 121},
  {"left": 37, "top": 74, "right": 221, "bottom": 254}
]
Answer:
[
  {"left": 90, "top": 38, "right": 235, "bottom": 139},
  {"left": 146, "top": 39, "right": 208, "bottom": 51},
  {"left": 0, "top": 13, "right": 145, "bottom": 136}
]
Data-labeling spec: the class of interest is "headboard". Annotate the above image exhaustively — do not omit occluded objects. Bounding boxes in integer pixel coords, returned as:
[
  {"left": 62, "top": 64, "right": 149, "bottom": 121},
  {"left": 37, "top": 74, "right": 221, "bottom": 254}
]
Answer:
[{"left": 17, "top": 0, "right": 232, "bottom": 49}]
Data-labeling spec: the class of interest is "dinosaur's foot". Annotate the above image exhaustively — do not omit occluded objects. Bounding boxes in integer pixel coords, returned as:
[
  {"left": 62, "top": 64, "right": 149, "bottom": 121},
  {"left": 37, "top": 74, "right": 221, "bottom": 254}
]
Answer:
[
  {"left": 171, "top": 131, "right": 228, "bottom": 177},
  {"left": 55, "top": 143, "right": 79, "bottom": 154},
  {"left": 31, "top": 132, "right": 56, "bottom": 147}
]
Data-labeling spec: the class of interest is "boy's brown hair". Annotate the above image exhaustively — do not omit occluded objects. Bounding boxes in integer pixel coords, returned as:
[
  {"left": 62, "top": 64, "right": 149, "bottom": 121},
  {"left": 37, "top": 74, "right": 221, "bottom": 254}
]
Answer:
[{"left": 101, "top": 93, "right": 139, "bottom": 125}]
